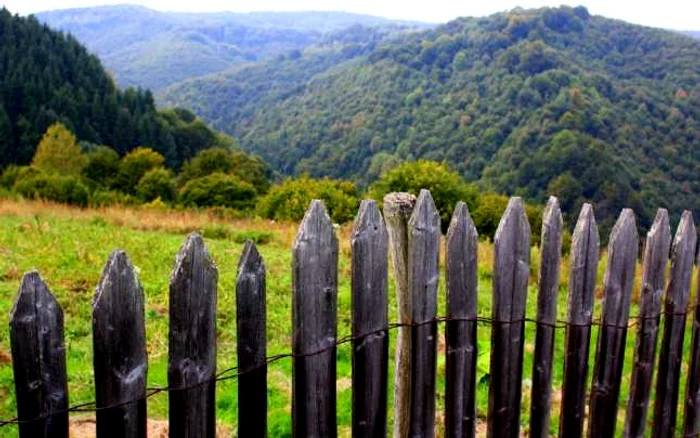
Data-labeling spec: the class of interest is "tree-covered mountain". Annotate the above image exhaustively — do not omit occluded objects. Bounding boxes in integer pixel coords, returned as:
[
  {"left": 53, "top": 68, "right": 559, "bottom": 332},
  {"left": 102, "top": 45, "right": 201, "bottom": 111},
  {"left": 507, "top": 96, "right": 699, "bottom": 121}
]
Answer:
[
  {"left": 0, "top": 8, "right": 236, "bottom": 170},
  {"left": 161, "top": 6, "right": 700, "bottom": 230},
  {"left": 36, "top": 5, "right": 430, "bottom": 91},
  {"left": 685, "top": 31, "right": 700, "bottom": 39}
]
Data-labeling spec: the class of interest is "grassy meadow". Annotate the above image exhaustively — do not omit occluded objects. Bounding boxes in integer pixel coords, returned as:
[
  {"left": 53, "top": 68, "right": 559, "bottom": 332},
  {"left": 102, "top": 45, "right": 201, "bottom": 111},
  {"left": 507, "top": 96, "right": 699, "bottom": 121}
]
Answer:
[{"left": 0, "top": 198, "right": 695, "bottom": 437}]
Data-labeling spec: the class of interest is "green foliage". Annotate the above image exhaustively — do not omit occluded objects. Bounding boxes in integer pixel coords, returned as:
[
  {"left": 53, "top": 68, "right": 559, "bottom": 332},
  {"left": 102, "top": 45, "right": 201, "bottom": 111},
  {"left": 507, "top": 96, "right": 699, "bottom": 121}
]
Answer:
[
  {"left": 258, "top": 176, "right": 359, "bottom": 223},
  {"left": 0, "top": 165, "right": 39, "bottom": 189},
  {"left": 178, "top": 173, "right": 257, "bottom": 210},
  {"left": 89, "top": 190, "right": 138, "bottom": 207},
  {"left": 471, "top": 192, "right": 543, "bottom": 243},
  {"left": 116, "top": 147, "right": 165, "bottom": 194},
  {"left": 231, "top": 230, "right": 275, "bottom": 245},
  {"left": 13, "top": 172, "right": 89, "bottom": 206},
  {"left": 161, "top": 5, "right": 700, "bottom": 230},
  {"left": 82, "top": 146, "right": 120, "bottom": 188},
  {"left": 31, "top": 123, "right": 88, "bottom": 175},
  {"left": 179, "top": 147, "right": 271, "bottom": 193},
  {"left": 136, "top": 168, "right": 176, "bottom": 202},
  {"left": 369, "top": 160, "right": 479, "bottom": 229}
]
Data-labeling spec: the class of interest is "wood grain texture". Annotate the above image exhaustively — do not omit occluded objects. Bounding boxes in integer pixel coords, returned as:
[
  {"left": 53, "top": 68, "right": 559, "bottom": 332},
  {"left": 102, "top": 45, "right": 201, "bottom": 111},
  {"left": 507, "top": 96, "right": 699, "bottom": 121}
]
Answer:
[
  {"left": 10, "top": 271, "right": 68, "bottom": 438},
  {"left": 588, "top": 209, "right": 638, "bottom": 438},
  {"left": 236, "top": 240, "right": 267, "bottom": 438},
  {"left": 93, "top": 250, "right": 147, "bottom": 438},
  {"left": 292, "top": 200, "right": 338, "bottom": 438},
  {"left": 351, "top": 200, "right": 389, "bottom": 438},
  {"left": 529, "top": 197, "right": 563, "bottom": 438},
  {"left": 168, "top": 233, "right": 218, "bottom": 438},
  {"left": 445, "top": 201, "right": 478, "bottom": 438},
  {"left": 624, "top": 210, "right": 671, "bottom": 438},
  {"left": 559, "top": 203, "right": 599, "bottom": 438},
  {"left": 487, "top": 197, "right": 530, "bottom": 438},
  {"left": 382, "top": 191, "right": 416, "bottom": 438},
  {"left": 407, "top": 189, "right": 440, "bottom": 438}
]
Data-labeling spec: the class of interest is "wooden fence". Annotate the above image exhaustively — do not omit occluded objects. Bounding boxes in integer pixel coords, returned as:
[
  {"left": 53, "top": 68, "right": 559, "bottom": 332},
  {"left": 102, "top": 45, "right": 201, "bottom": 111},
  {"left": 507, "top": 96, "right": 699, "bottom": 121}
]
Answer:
[{"left": 4, "top": 189, "right": 700, "bottom": 437}]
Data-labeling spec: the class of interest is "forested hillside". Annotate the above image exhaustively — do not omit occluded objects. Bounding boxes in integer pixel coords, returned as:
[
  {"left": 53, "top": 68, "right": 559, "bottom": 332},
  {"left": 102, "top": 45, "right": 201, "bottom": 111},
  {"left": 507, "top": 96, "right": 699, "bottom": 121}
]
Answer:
[
  {"left": 36, "top": 5, "right": 429, "bottom": 90},
  {"left": 0, "top": 8, "right": 233, "bottom": 169},
  {"left": 162, "top": 6, "right": 700, "bottom": 230}
]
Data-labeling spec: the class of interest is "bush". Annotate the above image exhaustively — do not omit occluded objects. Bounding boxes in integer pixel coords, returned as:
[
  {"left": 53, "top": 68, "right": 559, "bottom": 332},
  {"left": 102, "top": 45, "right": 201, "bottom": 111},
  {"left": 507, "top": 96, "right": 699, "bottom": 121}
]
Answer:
[
  {"left": 178, "top": 172, "right": 257, "bottom": 210},
  {"left": 368, "top": 160, "right": 479, "bottom": 230},
  {"left": 257, "top": 176, "right": 359, "bottom": 223},
  {"left": 89, "top": 190, "right": 138, "bottom": 207},
  {"left": 179, "top": 147, "right": 271, "bottom": 193},
  {"left": 82, "top": 146, "right": 120, "bottom": 188},
  {"left": 14, "top": 173, "right": 89, "bottom": 206},
  {"left": 116, "top": 147, "right": 165, "bottom": 194},
  {"left": 136, "top": 168, "right": 175, "bottom": 202},
  {"left": 472, "top": 192, "right": 544, "bottom": 244},
  {"left": 0, "top": 165, "right": 39, "bottom": 189}
]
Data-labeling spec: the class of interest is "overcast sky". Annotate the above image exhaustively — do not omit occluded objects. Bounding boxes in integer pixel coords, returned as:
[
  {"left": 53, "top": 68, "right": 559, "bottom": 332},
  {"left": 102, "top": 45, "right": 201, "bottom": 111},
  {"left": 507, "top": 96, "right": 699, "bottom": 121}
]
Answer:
[{"left": 2, "top": 0, "right": 698, "bottom": 30}]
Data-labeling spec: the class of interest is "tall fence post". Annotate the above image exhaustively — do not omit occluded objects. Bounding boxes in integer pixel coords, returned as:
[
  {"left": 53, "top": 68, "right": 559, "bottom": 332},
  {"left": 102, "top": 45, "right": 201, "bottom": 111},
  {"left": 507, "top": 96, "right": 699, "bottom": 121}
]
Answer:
[
  {"left": 487, "top": 197, "right": 530, "bottom": 438},
  {"left": 93, "top": 250, "right": 147, "bottom": 438},
  {"left": 684, "top": 223, "right": 700, "bottom": 437},
  {"left": 652, "top": 211, "right": 694, "bottom": 437},
  {"left": 407, "top": 189, "right": 440, "bottom": 437},
  {"left": 559, "top": 204, "right": 599, "bottom": 438},
  {"left": 529, "top": 197, "right": 563, "bottom": 438},
  {"left": 236, "top": 240, "right": 267, "bottom": 438},
  {"left": 351, "top": 200, "right": 389, "bottom": 438},
  {"left": 168, "top": 233, "right": 218, "bottom": 438},
  {"left": 588, "top": 209, "right": 638, "bottom": 438},
  {"left": 292, "top": 200, "right": 338, "bottom": 438},
  {"left": 624, "top": 209, "right": 671, "bottom": 438},
  {"left": 383, "top": 192, "right": 416, "bottom": 438},
  {"left": 10, "top": 271, "right": 68, "bottom": 438},
  {"left": 445, "top": 201, "right": 478, "bottom": 438}
]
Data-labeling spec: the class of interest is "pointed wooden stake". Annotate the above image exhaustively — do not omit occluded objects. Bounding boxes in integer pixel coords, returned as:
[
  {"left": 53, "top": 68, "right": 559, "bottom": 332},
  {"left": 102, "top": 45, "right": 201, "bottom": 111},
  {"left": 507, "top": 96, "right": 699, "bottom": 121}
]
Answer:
[
  {"left": 237, "top": 240, "right": 267, "bottom": 438},
  {"left": 487, "top": 197, "right": 530, "bottom": 438},
  {"left": 529, "top": 197, "right": 563, "bottom": 438},
  {"left": 407, "top": 189, "right": 440, "bottom": 437},
  {"left": 292, "top": 200, "right": 338, "bottom": 438},
  {"left": 560, "top": 203, "right": 599, "bottom": 438},
  {"left": 93, "top": 250, "right": 147, "bottom": 438},
  {"left": 10, "top": 271, "right": 68, "bottom": 438},
  {"left": 169, "top": 233, "right": 218, "bottom": 438},
  {"left": 445, "top": 201, "right": 478, "bottom": 438},
  {"left": 624, "top": 209, "right": 671, "bottom": 438},
  {"left": 351, "top": 200, "right": 389, "bottom": 438},
  {"left": 588, "top": 209, "right": 638, "bottom": 438},
  {"left": 383, "top": 191, "right": 416, "bottom": 438}
]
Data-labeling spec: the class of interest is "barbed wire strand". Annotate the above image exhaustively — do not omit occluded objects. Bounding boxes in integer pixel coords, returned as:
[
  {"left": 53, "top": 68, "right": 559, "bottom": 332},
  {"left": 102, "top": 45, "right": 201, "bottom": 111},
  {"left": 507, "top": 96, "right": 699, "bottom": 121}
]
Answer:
[{"left": 1, "top": 304, "right": 699, "bottom": 434}]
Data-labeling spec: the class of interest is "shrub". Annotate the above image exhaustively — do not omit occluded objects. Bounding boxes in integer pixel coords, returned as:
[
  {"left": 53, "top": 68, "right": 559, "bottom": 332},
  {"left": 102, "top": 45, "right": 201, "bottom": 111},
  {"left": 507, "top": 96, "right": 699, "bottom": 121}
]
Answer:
[
  {"left": 178, "top": 173, "right": 257, "bottom": 210},
  {"left": 472, "top": 192, "right": 544, "bottom": 244},
  {"left": 89, "top": 190, "right": 138, "bottom": 207},
  {"left": 232, "top": 230, "right": 275, "bottom": 245},
  {"left": 0, "top": 165, "right": 39, "bottom": 189},
  {"left": 32, "top": 122, "right": 88, "bottom": 175},
  {"left": 136, "top": 168, "right": 175, "bottom": 202},
  {"left": 368, "top": 160, "right": 479, "bottom": 230},
  {"left": 257, "top": 176, "right": 359, "bottom": 223},
  {"left": 179, "top": 147, "right": 271, "bottom": 193},
  {"left": 82, "top": 146, "right": 120, "bottom": 188},
  {"left": 14, "top": 173, "right": 89, "bottom": 206},
  {"left": 116, "top": 147, "right": 165, "bottom": 194}
]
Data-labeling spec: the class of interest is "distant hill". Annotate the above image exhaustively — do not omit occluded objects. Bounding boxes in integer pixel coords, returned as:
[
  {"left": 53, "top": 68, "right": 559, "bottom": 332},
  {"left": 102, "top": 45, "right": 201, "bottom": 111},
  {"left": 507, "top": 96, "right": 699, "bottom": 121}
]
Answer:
[
  {"left": 684, "top": 31, "right": 700, "bottom": 39},
  {"left": 161, "top": 6, "right": 700, "bottom": 230},
  {"left": 0, "top": 8, "right": 233, "bottom": 169},
  {"left": 36, "top": 5, "right": 430, "bottom": 91}
]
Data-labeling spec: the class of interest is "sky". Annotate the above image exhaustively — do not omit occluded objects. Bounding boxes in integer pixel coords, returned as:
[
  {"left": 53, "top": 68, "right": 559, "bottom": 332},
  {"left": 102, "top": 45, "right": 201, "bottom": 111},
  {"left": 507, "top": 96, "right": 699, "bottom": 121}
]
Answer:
[{"left": 1, "top": 0, "right": 698, "bottom": 30}]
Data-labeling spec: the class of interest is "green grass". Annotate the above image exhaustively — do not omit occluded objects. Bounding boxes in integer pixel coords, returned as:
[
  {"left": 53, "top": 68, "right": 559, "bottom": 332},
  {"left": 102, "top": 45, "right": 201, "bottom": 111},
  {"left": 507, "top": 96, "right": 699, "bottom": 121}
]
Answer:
[{"left": 0, "top": 200, "right": 694, "bottom": 437}]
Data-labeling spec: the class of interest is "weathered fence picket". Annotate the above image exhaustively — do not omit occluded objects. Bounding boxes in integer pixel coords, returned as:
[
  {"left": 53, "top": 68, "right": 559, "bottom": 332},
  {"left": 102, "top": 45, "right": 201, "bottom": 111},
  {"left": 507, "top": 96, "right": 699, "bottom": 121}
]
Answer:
[
  {"left": 168, "top": 233, "right": 218, "bottom": 438},
  {"left": 382, "top": 191, "right": 416, "bottom": 438},
  {"left": 93, "top": 250, "right": 147, "bottom": 438},
  {"left": 10, "top": 272, "right": 68, "bottom": 438},
  {"left": 652, "top": 211, "right": 695, "bottom": 438},
  {"left": 7, "top": 189, "right": 700, "bottom": 438},
  {"left": 560, "top": 203, "right": 599, "bottom": 438},
  {"left": 444, "top": 201, "right": 478, "bottom": 438},
  {"left": 351, "top": 200, "right": 389, "bottom": 438},
  {"left": 236, "top": 240, "right": 267, "bottom": 438},
  {"left": 624, "top": 209, "right": 671, "bottom": 438},
  {"left": 292, "top": 200, "right": 338, "bottom": 438},
  {"left": 487, "top": 197, "right": 530, "bottom": 438},
  {"left": 529, "top": 196, "right": 562, "bottom": 438},
  {"left": 588, "top": 209, "right": 638, "bottom": 438}
]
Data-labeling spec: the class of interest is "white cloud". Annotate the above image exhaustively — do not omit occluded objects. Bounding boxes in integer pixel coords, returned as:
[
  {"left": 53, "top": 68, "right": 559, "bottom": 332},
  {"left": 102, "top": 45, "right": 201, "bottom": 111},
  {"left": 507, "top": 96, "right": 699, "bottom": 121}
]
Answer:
[{"left": 2, "top": 0, "right": 698, "bottom": 30}]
